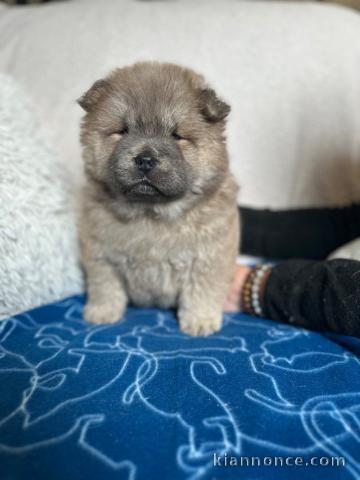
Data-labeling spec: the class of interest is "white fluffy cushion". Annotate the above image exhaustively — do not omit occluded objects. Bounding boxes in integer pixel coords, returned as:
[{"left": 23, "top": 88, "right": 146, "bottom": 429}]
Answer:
[{"left": 0, "top": 75, "right": 83, "bottom": 319}]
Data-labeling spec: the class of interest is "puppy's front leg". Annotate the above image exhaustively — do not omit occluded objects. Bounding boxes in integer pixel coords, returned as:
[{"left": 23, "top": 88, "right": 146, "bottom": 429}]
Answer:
[
  {"left": 83, "top": 257, "right": 127, "bottom": 325},
  {"left": 178, "top": 260, "right": 231, "bottom": 337}
]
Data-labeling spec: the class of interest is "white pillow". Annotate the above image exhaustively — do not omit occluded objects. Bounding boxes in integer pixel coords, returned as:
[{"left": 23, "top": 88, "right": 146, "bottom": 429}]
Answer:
[
  {"left": 328, "top": 238, "right": 360, "bottom": 260},
  {"left": 0, "top": 74, "right": 83, "bottom": 319}
]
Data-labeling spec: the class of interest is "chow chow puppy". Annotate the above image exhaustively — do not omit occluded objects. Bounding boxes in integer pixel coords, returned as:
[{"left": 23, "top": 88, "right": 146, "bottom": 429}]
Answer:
[{"left": 78, "top": 61, "right": 239, "bottom": 336}]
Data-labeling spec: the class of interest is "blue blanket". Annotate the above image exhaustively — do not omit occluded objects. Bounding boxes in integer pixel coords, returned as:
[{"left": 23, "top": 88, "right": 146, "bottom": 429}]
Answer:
[{"left": 0, "top": 295, "right": 359, "bottom": 480}]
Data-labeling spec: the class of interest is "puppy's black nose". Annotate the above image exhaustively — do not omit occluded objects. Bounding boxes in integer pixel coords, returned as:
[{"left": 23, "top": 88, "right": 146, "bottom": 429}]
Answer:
[{"left": 134, "top": 153, "right": 157, "bottom": 174}]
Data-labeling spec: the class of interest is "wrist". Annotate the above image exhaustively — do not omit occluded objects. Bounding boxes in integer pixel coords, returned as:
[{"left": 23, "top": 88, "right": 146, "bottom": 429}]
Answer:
[{"left": 241, "top": 264, "right": 272, "bottom": 316}]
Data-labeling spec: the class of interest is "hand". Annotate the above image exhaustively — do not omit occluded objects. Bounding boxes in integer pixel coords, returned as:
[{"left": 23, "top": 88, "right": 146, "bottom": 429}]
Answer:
[{"left": 223, "top": 265, "right": 251, "bottom": 312}]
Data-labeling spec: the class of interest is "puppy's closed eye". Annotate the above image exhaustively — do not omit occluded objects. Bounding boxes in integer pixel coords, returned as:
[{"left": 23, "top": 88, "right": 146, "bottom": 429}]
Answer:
[
  {"left": 172, "top": 131, "right": 191, "bottom": 144},
  {"left": 172, "top": 131, "right": 184, "bottom": 141},
  {"left": 110, "top": 126, "right": 128, "bottom": 141}
]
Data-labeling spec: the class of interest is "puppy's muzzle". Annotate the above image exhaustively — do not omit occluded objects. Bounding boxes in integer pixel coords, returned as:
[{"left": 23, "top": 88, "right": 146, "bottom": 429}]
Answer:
[{"left": 134, "top": 152, "right": 158, "bottom": 175}]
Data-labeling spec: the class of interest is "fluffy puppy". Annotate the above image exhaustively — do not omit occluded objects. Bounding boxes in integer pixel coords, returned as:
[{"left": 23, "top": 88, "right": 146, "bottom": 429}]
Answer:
[{"left": 78, "top": 61, "right": 239, "bottom": 336}]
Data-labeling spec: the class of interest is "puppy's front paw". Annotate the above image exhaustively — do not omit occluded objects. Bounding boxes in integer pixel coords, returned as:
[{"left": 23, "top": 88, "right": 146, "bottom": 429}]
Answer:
[
  {"left": 179, "top": 312, "right": 223, "bottom": 337},
  {"left": 84, "top": 299, "right": 125, "bottom": 325}
]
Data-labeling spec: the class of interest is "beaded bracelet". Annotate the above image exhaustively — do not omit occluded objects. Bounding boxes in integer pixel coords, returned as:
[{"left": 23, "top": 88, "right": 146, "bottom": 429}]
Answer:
[
  {"left": 241, "top": 268, "right": 257, "bottom": 315},
  {"left": 241, "top": 264, "right": 272, "bottom": 316}
]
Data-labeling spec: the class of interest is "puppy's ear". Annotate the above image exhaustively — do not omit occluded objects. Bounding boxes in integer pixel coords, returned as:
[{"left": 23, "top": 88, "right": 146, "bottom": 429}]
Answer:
[
  {"left": 198, "top": 88, "right": 230, "bottom": 123},
  {"left": 77, "top": 79, "right": 109, "bottom": 112}
]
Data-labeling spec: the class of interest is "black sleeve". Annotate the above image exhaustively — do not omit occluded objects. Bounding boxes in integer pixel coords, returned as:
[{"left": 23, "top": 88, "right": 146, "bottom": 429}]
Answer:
[
  {"left": 263, "top": 259, "right": 360, "bottom": 337},
  {"left": 240, "top": 204, "right": 360, "bottom": 260}
]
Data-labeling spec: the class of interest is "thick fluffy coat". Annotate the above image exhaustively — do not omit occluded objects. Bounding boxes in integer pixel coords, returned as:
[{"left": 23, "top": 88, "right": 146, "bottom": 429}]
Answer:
[{"left": 79, "top": 62, "right": 239, "bottom": 336}]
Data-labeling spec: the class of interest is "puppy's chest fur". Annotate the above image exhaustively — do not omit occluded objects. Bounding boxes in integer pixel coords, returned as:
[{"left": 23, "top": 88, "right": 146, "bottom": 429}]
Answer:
[{"left": 105, "top": 218, "right": 197, "bottom": 308}]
